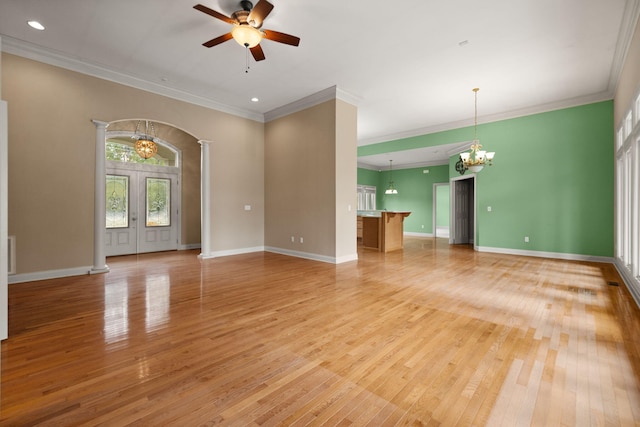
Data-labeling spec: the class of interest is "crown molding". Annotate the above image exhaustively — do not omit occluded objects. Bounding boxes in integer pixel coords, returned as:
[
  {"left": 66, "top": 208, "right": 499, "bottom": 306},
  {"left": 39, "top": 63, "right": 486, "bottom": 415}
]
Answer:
[
  {"left": 336, "top": 87, "right": 363, "bottom": 107},
  {"left": 358, "top": 90, "right": 614, "bottom": 146},
  {"left": 0, "top": 36, "right": 265, "bottom": 123},
  {"left": 357, "top": 158, "right": 449, "bottom": 171},
  {"left": 264, "top": 85, "right": 362, "bottom": 122},
  {"left": 610, "top": 0, "right": 640, "bottom": 93}
]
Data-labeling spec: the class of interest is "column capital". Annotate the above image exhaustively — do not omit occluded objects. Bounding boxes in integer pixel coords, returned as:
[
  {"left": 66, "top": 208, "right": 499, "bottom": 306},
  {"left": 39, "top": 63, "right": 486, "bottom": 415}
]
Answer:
[{"left": 91, "top": 119, "right": 109, "bottom": 129}]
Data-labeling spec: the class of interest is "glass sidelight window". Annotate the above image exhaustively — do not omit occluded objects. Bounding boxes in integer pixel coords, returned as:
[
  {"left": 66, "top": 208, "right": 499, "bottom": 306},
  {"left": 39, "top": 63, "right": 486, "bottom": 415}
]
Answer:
[
  {"left": 106, "top": 175, "right": 129, "bottom": 228},
  {"left": 146, "top": 178, "right": 171, "bottom": 227}
]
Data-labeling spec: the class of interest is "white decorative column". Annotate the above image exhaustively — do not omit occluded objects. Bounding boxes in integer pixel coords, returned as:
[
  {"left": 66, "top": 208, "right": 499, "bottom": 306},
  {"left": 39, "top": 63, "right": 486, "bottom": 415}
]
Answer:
[
  {"left": 0, "top": 101, "right": 8, "bottom": 340},
  {"left": 199, "top": 140, "right": 212, "bottom": 259},
  {"left": 91, "top": 120, "right": 110, "bottom": 274}
]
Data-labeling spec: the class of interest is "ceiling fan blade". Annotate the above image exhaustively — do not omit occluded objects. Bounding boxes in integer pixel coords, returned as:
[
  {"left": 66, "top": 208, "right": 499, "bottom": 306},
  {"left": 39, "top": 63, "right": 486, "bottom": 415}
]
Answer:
[
  {"left": 250, "top": 44, "right": 266, "bottom": 61},
  {"left": 262, "top": 30, "right": 300, "bottom": 46},
  {"left": 203, "top": 32, "right": 233, "bottom": 47},
  {"left": 248, "top": 0, "right": 274, "bottom": 28},
  {"left": 193, "top": 4, "right": 236, "bottom": 25}
]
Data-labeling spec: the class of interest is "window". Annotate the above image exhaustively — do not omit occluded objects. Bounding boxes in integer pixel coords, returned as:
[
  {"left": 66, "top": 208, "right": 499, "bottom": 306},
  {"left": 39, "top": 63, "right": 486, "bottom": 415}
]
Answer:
[
  {"left": 146, "top": 178, "right": 171, "bottom": 227},
  {"left": 106, "top": 175, "right": 129, "bottom": 228},
  {"left": 617, "top": 127, "right": 624, "bottom": 150},
  {"left": 625, "top": 111, "right": 633, "bottom": 139},
  {"left": 616, "top": 97, "right": 640, "bottom": 289},
  {"left": 357, "top": 185, "right": 376, "bottom": 211},
  {"left": 106, "top": 139, "right": 176, "bottom": 166},
  {"left": 634, "top": 140, "right": 640, "bottom": 278}
]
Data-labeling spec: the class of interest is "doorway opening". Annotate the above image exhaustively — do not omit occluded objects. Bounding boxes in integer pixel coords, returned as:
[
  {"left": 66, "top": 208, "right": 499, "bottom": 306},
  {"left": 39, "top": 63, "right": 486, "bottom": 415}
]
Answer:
[
  {"left": 433, "top": 183, "right": 450, "bottom": 238},
  {"left": 450, "top": 175, "right": 476, "bottom": 247},
  {"left": 104, "top": 125, "right": 185, "bottom": 257},
  {"left": 104, "top": 132, "right": 181, "bottom": 256}
]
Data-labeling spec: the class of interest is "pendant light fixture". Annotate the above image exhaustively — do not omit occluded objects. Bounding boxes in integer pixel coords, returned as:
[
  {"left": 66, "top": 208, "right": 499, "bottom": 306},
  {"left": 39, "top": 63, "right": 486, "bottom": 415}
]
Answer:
[
  {"left": 459, "top": 88, "right": 495, "bottom": 173},
  {"left": 385, "top": 160, "right": 398, "bottom": 194},
  {"left": 133, "top": 120, "right": 158, "bottom": 159}
]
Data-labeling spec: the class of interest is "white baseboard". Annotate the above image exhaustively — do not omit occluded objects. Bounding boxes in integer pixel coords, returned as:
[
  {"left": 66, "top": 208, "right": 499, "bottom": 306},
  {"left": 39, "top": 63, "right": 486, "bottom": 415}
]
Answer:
[
  {"left": 8, "top": 245, "right": 356, "bottom": 283},
  {"left": 179, "top": 243, "right": 201, "bottom": 251},
  {"left": 199, "top": 246, "right": 265, "bottom": 259},
  {"left": 476, "top": 245, "right": 614, "bottom": 263},
  {"left": 336, "top": 253, "right": 359, "bottom": 263},
  {"left": 265, "top": 247, "right": 357, "bottom": 264},
  {"left": 9, "top": 266, "right": 94, "bottom": 284},
  {"left": 435, "top": 226, "right": 450, "bottom": 238},
  {"left": 405, "top": 232, "right": 434, "bottom": 238},
  {"left": 614, "top": 259, "right": 640, "bottom": 308}
]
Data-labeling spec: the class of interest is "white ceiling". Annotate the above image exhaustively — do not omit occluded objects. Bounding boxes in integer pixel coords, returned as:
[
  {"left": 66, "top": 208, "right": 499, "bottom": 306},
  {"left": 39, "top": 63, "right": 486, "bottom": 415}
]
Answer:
[{"left": 0, "top": 0, "right": 637, "bottom": 169}]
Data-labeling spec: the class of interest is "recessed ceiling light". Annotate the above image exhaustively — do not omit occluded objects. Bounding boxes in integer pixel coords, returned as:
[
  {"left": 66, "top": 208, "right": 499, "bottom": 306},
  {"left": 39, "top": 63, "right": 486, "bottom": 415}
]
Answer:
[
  {"left": 27, "top": 20, "right": 45, "bottom": 30},
  {"left": 251, "top": 97, "right": 259, "bottom": 102}
]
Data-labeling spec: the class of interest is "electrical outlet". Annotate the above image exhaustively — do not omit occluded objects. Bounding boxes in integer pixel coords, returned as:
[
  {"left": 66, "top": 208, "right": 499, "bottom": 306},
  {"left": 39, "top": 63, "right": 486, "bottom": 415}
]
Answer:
[
  {"left": 487, "top": 206, "right": 492, "bottom": 212},
  {"left": 524, "top": 236, "right": 529, "bottom": 243},
  {"left": 291, "top": 236, "right": 294, "bottom": 242},
  {"left": 300, "top": 237, "right": 304, "bottom": 243}
]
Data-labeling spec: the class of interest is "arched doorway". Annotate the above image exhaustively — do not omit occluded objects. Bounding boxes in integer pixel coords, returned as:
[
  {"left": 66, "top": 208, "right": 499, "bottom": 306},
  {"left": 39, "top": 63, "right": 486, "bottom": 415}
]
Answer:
[
  {"left": 104, "top": 130, "right": 181, "bottom": 256},
  {"left": 102, "top": 119, "right": 201, "bottom": 256}
]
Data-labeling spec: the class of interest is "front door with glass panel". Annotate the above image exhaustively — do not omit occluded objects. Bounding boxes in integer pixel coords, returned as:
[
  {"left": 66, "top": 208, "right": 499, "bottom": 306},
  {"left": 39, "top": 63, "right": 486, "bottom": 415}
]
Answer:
[
  {"left": 138, "top": 174, "right": 177, "bottom": 253},
  {"left": 106, "top": 173, "right": 136, "bottom": 255},
  {"left": 106, "top": 168, "right": 179, "bottom": 256}
]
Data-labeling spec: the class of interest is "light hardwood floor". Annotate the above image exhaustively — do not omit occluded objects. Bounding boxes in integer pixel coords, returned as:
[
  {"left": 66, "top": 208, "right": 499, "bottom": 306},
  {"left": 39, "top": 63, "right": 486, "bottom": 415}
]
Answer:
[{"left": 2, "top": 237, "right": 640, "bottom": 426}]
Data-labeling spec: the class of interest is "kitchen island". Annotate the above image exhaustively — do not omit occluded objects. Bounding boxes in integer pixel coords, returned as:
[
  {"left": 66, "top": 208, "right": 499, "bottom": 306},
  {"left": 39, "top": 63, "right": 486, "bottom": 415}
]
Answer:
[{"left": 357, "top": 210, "right": 411, "bottom": 252}]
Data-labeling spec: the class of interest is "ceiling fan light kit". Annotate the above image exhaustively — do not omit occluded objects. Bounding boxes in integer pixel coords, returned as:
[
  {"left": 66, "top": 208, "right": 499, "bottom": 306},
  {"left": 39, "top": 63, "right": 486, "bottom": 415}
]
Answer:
[
  {"left": 194, "top": 0, "right": 300, "bottom": 64},
  {"left": 231, "top": 24, "right": 263, "bottom": 48}
]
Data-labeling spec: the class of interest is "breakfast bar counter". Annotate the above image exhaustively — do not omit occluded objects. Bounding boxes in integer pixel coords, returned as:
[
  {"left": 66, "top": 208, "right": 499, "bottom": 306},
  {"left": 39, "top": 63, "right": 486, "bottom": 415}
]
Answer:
[{"left": 357, "top": 210, "right": 411, "bottom": 252}]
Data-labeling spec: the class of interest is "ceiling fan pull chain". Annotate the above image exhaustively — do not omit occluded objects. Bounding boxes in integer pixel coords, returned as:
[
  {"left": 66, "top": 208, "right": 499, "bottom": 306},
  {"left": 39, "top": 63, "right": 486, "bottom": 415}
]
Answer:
[{"left": 245, "top": 44, "right": 250, "bottom": 73}]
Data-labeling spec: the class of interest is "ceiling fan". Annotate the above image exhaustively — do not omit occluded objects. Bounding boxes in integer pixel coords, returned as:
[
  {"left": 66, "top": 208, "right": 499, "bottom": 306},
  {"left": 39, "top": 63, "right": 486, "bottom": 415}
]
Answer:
[{"left": 194, "top": 0, "right": 300, "bottom": 62}]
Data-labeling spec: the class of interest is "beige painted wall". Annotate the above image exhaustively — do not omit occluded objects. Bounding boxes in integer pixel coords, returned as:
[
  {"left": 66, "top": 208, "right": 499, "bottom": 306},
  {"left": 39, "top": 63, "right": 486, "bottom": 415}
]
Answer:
[
  {"left": 335, "top": 100, "right": 357, "bottom": 261},
  {"left": 264, "top": 98, "right": 358, "bottom": 261},
  {"left": 265, "top": 100, "right": 338, "bottom": 257},
  {"left": 2, "top": 53, "right": 264, "bottom": 274},
  {"left": 614, "top": 14, "right": 640, "bottom": 125}
]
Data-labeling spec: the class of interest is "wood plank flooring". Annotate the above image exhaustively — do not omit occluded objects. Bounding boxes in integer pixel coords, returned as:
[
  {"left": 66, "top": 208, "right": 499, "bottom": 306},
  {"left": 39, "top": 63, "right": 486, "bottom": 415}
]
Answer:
[{"left": 2, "top": 237, "right": 640, "bottom": 426}]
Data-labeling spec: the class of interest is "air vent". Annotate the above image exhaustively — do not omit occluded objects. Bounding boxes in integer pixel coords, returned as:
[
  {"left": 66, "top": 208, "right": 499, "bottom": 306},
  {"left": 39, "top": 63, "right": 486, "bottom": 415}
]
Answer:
[{"left": 607, "top": 281, "right": 620, "bottom": 287}]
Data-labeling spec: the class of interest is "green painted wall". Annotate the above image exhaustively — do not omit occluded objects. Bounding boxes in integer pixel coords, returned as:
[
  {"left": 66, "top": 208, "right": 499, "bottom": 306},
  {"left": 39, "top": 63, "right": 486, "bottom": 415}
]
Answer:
[
  {"left": 375, "top": 165, "right": 449, "bottom": 234},
  {"left": 358, "top": 101, "right": 614, "bottom": 257},
  {"left": 356, "top": 168, "right": 381, "bottom": 188},
  {"left": 436, "top": 185, "right": 450, "bottom": 227}
]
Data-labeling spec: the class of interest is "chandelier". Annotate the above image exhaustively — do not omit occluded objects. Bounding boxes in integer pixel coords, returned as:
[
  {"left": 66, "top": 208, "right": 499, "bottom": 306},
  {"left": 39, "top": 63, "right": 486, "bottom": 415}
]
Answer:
[
  {"left": 133, "top": 120, "right": 158, "bottom": 159},
  {"left": 459, "top": 88, "right": 495, "bottom": 173},
  {"left": 385, "top": 159, "right": 398, "bottom": 194}
]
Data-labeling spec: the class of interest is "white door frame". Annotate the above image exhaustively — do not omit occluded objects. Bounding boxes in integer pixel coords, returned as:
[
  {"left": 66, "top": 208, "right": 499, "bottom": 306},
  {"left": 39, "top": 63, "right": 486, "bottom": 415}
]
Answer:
[
  {"left": 432, "top": 182, "right": 450, "bottom": 238},
  {"left": 1, "top": 100, "right": 8, "bottom": 341},
  {"left": 449, "top": 174, "right": 477, "bottom": 250}
]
